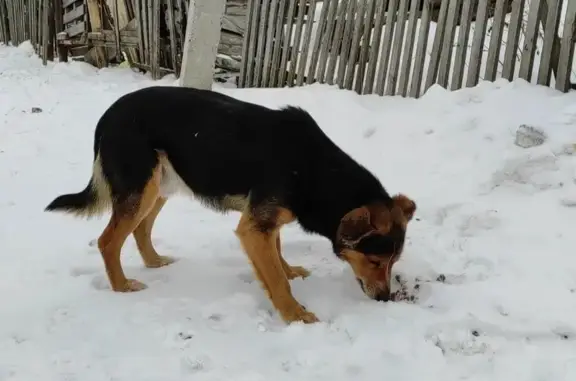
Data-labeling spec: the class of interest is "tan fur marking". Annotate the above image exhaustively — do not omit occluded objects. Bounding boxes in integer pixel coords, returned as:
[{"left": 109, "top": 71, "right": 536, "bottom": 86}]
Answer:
[
  {"left": 235, "top": 207, "right": 318, "bottom": 324},
  {"left": 340, "top": 249, "right": 396, "bottom": 299},
  {"left": 391, "top": 194, "right": 417, "bottom": 229},
  {"left": 221, "top": 195, "right": 249, "bottom": 212},
  {"left": 132, "top": 197, "right": 175, "bottom": 268},
  {"left": 97, "top": 164, "right": 163, "bottom": 292}
]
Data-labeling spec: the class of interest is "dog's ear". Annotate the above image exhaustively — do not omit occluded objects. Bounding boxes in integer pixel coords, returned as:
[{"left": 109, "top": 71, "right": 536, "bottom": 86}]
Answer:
[
  {"left": 337, "top": 207, "right": 373, "bottom": 245},
  {"left": 337, "top": 205, "right": 392, "bottom": 246},
  {"left": 392, "top": 194, "right": 416, "bottom": 222}
]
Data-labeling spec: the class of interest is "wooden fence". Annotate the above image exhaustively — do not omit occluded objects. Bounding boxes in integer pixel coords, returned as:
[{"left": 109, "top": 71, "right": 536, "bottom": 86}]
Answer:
[
  {"left": 2, "top": 0, "right": 575, "bottom": 96},
  {"left": 238, "top": 0, "right": 576, "bottom": 96},
  {"left": 0, "top": 0, "right": 246, "bottom": 79}
]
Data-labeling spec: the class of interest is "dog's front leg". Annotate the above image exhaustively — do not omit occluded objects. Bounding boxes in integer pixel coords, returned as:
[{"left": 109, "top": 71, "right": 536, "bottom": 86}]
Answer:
[{"left": 235, "top": 210, "right": 318, "bottom": 324}]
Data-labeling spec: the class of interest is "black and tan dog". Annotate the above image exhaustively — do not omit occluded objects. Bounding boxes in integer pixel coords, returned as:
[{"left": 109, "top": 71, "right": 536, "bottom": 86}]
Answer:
[{"left": 45, "top": 86, "right": 416, "bottom": 324}]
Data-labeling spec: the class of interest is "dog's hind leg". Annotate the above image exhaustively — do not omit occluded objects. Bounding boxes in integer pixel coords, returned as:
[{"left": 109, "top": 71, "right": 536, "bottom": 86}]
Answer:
[
  {"left": 97, "top": 166, "right": 163, "bottom": 292},
  {"left": 132, "top": 197, "right": 175, "bottom": 268},
  {"left": 276, "top": 234, "right": 310, "bottom": 280},
  {"left": 235, "top": 205, "right": 318, "bottom": 324}
]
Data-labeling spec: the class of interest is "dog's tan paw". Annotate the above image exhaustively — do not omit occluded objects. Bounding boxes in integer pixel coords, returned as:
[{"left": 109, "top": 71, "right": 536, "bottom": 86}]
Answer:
[
  {"left": 282, "top": 304, "right": 320, "bottom": 324},
  {"left": 145, "top": 255, "right": 176, "bottom": 269},
  {"left": 119, "top": 279, "right": 148, "bottom": 292},
  {"left": 286, "top": 265, "right": 311, "bottom": 280}
]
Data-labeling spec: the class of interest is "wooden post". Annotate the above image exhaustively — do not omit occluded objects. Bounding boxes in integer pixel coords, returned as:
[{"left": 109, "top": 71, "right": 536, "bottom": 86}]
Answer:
[
  {"left": 47, "top": 0, "right": 55, "bottom": 61},
  {"left": 54, "top": 0, "right": 68, "bottom": 62},
  {"left": 555, "top": 0, "right": 576, "bottom": 92},
  {"left": 179, "top": 0, "right": 226, "bottom": 89}
]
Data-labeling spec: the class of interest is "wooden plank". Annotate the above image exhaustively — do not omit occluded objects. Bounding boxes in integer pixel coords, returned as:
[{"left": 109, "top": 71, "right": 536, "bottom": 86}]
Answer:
[
  {"left": 316, "top": 0, "right": 339, "bottom": 84},
  {"left": 238, "top": 0, "right": 255, "bottom": 87},
  {"left": 6, "top": 0, "right": 14, "bottom": 44},
  {"left": 25, "top": 0, "right": 31, "bottom": 42},
  {"left": 385, "top": 0, "right": 410, "bottom": 95},
  {"left": 85, "top": 0, "right": 106, "bottom": 67},
  {"left": 268, "top": 0, "right": 287, "bottom": 86},
  {"left": 28, "top": 0, "right": 34, "bottom": 45},
  {"left": 501, "top": 0, "right": 526, "bottom": 81},
  {"left": 465, "top": 0, "right": 489, "bottom": 87},
  {"left": 246, "top": 0, "right": 263, "bottom": 86},
  {"left": 13, "top": 0, "right": 19, "bottom": 44},
  {"left": 8, "top": 0, "right": 15, "bottom": 44},
  {"left": 86, "top": 0, "right": 102, "bottom": 31},
  {"left": 537, "top": 0, "right": 562, "bottom": 86},
  {"left": 261, "top": 0, "right": 279, "bottom": 86},
  {"left": 0, "top": 0, "right": 9, "bottom": 44},
  {"left": 253, "top": 0, "right": 270, "bottom": 87},
  {"left": 42, "top": 0, "right": 49, "bottom": 64},
  {"left": 354, "top": 0, "right": 376, "bottom": 93},
  {"left": 397, "top": 0, "right": 420, "bottom": 96},
  {"left": 0, "top": 0, "right": 3, "bottom": 42},
  {"left": 87, "top": 30, "right": 139, "bottom": 43},
  {"left": 55, "top": 0, "right": 68, "bottom": 62},
  {"left": 63, "top": 3, "right": 84, "bottom": 24},
  {"left": 484, "top": 0, "right": 508, "bottom": 81},
  {"left": 424, "top": 0, "right": 450, "bottom": 91},
  {"left": 343, "top": 0, "right": 366, "bottom": 90},
  {"left": 375, "top": 0, "right": 399, "bottom": 95},
  {"left": 138, "top": 0, "right": 149, "bottom": 65},
  {"left": 518, "top": 0, "right": 542, "bottom": 82},
  {"left": 295, "top": 0, "right": 317, "bottom": 86},
  {"left": 47, "top": 0, "right": 56, "bottom": 61},
  {"left": 166, "top": 0, "right": 179, "bottom": 73},
  {"left": 423, "top": 0, "right": 448, "bottom": 92},
  {"left": 150, "top": 0, "right": 160, "bottom": 79},
  {"left": 409, "top": 0, "right": 431, "bottom": 98},
  {"left": 364, "top": 0, "right": 388, "bottom": 94},
  {"left": 90, "top": 38, "right": 137, "bottom": 48},
  {"left": 66, "top": 20, "right": 85, "bottom": 37},
  {"left": 307, "top": 0, "right": 330, "bottom": 84},
  {"left": 22, "top": 0, "right": 27, "bottom": 42},
  {"left": 63, "top": 0, "right": 79, "bottom": 8},
  {"left": 113, "top": 0, "right": 123, "bottom": 61},
  {"left": 451, "top": 0, "right": 473, "bottom": 90},
  {"left": 437, "top": 0, "right": 461, "bottom": 88},
  {"left": 286, "top": 0, "right": 306, "bottom": 85},
  {"left": 334, "top": 0, "right": 356, "bottom": 87},
  {"left": 325, "top": 0, "right": 350, "bottom": 85},
  {"left": 277, "top": 0, "right": 296, "bottom": 86},
  {"left": 555, "top": 0, "right": 576, "bottom": 92}
]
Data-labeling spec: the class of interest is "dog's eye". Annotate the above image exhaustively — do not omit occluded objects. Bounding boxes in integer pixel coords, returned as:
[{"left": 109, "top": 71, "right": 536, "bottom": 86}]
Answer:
[{"left": 368, "top": 260, "right": 383, "bottom": 268}]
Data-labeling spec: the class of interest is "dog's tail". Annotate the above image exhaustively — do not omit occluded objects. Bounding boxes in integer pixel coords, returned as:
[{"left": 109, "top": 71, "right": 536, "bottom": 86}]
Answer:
[{"left": 45, "top": 155, "right": 112, "bottom": 218}]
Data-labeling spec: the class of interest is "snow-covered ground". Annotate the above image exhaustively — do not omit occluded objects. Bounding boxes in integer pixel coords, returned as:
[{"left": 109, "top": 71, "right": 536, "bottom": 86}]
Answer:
[{"left": 2, "top": 42, "right": 576, "bottom": 381}]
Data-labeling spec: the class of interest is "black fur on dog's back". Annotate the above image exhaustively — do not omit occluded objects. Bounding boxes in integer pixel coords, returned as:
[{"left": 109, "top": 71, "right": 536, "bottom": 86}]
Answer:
[{"left": 46, "top": 86, "right": 392, "bottom": 246}]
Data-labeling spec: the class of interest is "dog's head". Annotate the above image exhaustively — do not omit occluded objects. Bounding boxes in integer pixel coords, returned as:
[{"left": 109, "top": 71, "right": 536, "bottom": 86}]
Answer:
[{"left": 336, "top": 194, "right": 416, "bottom": 302}]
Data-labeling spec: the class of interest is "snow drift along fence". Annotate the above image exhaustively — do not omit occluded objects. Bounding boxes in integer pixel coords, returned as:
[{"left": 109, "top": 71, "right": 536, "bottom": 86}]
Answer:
[
  {"left": 238, "top": 0, "right": 576, "bottom": 97},
  {"left": 0, "top": 0, "right": 55, "bottom": 65}
]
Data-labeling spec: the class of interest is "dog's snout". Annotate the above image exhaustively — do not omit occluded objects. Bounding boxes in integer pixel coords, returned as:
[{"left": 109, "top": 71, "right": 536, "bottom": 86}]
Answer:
[{"left": 374, "top": 291, "right": 391, "bottom": 302}]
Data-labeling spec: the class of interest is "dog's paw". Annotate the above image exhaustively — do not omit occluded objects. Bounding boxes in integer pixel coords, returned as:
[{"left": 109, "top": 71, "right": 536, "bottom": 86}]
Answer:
[
  {"left": 145, "top": 255, "right": 176, "bottom": 269},
  {"left": 282, "top": 304, "right": 320, "bottom": 324},
  {"left": 115, "top": 279, "right": 148, "bottom": 292},
  {"left": 286, "top": 265, "right": 311, "bottom": 280}
]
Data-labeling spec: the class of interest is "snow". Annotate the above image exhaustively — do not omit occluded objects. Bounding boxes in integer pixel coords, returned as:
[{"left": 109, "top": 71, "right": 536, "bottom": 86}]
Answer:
[{"left": 2, "top": 41, "right": 576, "bottom": 381}]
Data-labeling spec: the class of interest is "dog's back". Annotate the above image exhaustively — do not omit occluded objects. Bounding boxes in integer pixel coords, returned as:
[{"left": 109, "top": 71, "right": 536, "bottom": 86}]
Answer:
[{"left": 47, "top": 86, "right": 353, "bottom": 217}]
